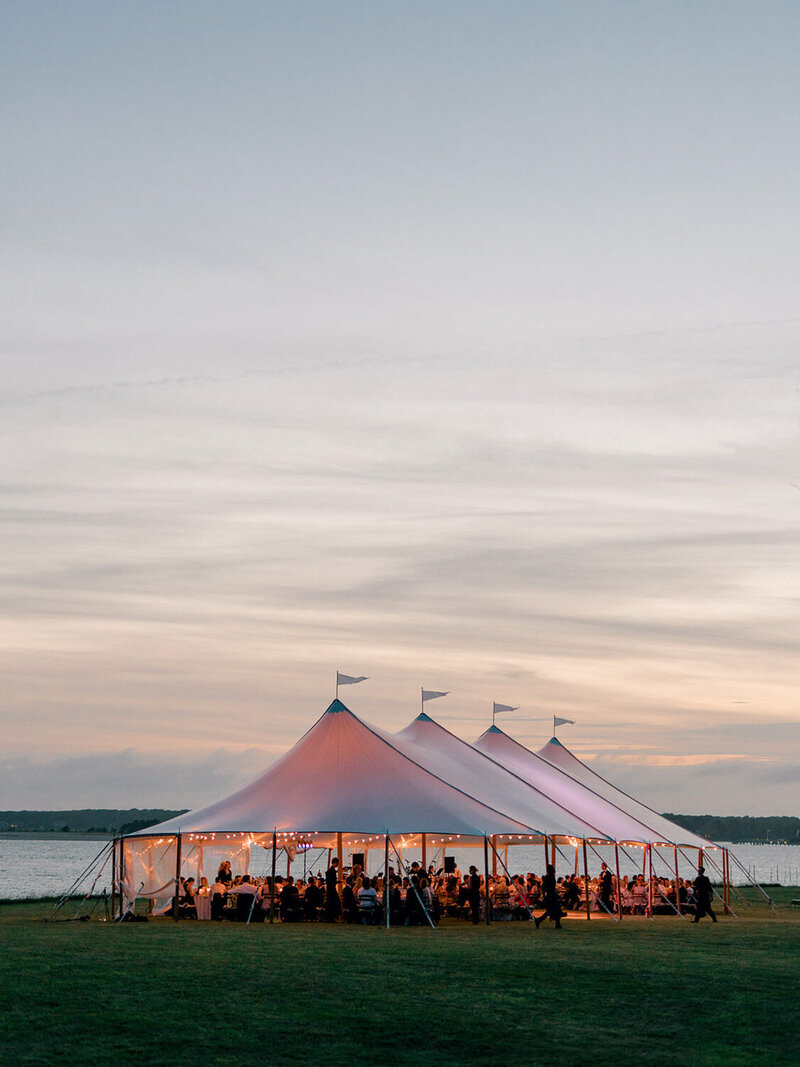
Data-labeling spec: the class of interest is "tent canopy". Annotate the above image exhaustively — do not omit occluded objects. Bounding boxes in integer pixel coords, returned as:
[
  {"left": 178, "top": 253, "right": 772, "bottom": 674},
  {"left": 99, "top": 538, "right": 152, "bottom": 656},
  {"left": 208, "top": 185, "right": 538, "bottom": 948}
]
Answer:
[
  {"left": 139, "top": 700, "right": 537, "bottom": 840},
  {"left": 535, "top": 735, "right": 713, "bottom": 849}
]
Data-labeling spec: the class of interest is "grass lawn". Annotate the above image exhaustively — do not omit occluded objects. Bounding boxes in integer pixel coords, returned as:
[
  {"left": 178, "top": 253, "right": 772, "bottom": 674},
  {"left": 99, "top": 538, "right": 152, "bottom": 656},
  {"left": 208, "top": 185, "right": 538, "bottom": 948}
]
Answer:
[{"left": 1, "top": 892, "right": 798, "bottom": 1066}]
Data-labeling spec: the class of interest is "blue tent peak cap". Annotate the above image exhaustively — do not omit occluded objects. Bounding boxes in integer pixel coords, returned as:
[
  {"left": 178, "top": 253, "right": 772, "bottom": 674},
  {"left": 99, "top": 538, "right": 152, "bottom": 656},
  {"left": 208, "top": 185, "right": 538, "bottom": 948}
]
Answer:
[
  {"left": 548, "top": 736, "right": 563, "bottom": 746},
  {"left": 486, "top": 725, "right": 503, "bottom": 734},
  {"left": 325, "top": 699, "right": 350, "bottom": 714},
  {"left": 415, "top": 712, "right": 435, "bottom": 723}
]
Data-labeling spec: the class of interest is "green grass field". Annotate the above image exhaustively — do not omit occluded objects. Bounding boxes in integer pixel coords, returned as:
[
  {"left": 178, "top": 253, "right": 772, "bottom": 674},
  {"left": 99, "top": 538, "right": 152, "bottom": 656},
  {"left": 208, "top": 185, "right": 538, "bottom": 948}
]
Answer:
[{"left": 1, "top": 892, "right": 798, "bottom": 1066}]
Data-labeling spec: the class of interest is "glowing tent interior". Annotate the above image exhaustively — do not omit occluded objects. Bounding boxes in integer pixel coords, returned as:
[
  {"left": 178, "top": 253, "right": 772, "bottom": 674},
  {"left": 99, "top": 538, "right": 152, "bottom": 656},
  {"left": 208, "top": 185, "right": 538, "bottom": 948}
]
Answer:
[{"left": 116, "top": 699, "right": 728, "bottom": 915}]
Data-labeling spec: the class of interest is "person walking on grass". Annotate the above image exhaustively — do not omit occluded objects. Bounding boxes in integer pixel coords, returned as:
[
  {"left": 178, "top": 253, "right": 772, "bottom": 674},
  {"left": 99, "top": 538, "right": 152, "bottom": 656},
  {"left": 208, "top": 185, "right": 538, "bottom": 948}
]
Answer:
[
  {"left": 534, "top": 864, "right": 563, "bottom": 929},
  {"left": 692, "top": 866, "right": 718, "bottom": 923}
]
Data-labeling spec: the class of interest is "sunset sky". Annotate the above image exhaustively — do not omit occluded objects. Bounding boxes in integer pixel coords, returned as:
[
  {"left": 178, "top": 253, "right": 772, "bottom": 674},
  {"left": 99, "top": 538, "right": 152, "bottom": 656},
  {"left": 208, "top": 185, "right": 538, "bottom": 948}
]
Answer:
[{"left": 2, "top": 2, "right": 798, "bottom": 815}]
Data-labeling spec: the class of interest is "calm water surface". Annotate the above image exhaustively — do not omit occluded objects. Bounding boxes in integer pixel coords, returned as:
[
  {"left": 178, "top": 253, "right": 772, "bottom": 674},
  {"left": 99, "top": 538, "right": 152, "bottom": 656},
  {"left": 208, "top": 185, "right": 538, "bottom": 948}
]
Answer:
[{"left": 1, "top": 836, "right": 798, "bottom": 900}]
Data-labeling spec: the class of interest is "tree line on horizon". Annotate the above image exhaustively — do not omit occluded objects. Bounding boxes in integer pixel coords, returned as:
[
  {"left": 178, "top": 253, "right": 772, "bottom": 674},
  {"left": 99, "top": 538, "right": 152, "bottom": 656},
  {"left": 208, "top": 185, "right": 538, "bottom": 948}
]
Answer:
[{"left": 0, "top": 809, "right": 798, "bottom": 843}]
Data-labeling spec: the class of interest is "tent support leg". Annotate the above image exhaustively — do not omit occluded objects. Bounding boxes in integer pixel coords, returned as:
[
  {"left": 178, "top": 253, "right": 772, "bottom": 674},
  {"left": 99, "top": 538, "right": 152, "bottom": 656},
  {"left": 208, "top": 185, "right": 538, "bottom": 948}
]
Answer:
[
  {"left": 111, "top": 837, "right": 117, "bottom": 921},
  {"left": 647, "top": 845, "right": 653, "bottom": 918},
  {"left": 582, "top": 839, "right": 591, "bottom": 920},
  {"left": 173, "top": 833, "right": 182, "bottom": 922},
  {"left": 673, "top": 845, "right": 681, "bottom": 917},
  {"left": 384, "top": 833, "right": 390, "bottom": 929},
  {"left": 492, "top": 835, "right": 497, "bottom": 877},
  {"left": 483, "top": 836, "right": 491, "bottom": 925},
  {"left": 421, "top": 833, "right": 426, "bottom": 872},
  {"left": 614, "top": 842, "right": 623, "bottom": 922},
  {"left": 269, "top": 830, "right": 277, "bottom": 924},
  {"left": 337, "top": 833, "right": 343, "bottom": 902}
]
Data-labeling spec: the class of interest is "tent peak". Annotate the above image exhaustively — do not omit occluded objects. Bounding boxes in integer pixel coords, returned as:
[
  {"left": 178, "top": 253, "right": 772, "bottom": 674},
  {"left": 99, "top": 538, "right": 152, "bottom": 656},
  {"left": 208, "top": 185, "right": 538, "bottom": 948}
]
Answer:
[
  {"left": 324, "top": 698, "right": 351, "bottom": 715},
  {"left": 486, "top": 725, "right": 503, "bottom": 734},
  {"left": 415, "top": 712, "right": 435, "bottom": 723},
  {"left": 547, "top": 736, "right": 564, "bottom": 746}
]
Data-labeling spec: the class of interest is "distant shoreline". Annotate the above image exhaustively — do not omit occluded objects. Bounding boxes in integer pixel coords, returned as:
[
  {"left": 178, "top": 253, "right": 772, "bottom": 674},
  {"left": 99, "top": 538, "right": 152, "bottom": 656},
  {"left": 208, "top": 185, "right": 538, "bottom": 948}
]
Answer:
[{"left": 0, "top": 832, "right": 112, "bottom": 841}]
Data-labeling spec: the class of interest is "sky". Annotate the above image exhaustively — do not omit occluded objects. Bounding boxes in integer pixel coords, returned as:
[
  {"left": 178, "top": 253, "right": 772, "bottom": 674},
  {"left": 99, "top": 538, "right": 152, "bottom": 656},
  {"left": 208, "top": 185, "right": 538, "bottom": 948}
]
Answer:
[{"left": 1, "top": 1, "right": 798, "bottom": 816}]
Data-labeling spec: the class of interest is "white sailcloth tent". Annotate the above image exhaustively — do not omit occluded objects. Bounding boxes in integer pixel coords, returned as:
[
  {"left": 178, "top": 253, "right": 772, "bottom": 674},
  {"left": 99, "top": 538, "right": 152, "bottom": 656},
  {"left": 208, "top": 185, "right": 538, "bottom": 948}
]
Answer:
[
  {"left": 121, "top": 699, "right": 541, "bottom": 901},
  {"left": 118, "top": 699, "right": 725, "bottom": 911},
  {"left": 473, "top": 725, "right": 715, "bottom": 863}
]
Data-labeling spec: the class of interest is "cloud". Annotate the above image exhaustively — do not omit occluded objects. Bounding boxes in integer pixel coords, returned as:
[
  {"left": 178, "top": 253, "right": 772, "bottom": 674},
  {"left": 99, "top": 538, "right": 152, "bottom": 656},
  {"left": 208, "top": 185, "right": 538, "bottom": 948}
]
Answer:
[{"left": 0, "top": 748, "right": 272, "bottom": 810}]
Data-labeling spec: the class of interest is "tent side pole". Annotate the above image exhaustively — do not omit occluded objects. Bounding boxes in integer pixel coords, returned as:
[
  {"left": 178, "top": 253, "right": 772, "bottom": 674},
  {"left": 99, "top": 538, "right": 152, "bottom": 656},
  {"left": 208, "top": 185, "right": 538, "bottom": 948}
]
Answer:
[
  {"left": 551, "top": 837, "right": 557, "bottom": 870},
  {"left": 269, "top": 830, "right": 277, "bottom": 924},
  {"left": 384, "top": 833, "right": 390, "bottom": 929},
  {"left": 337, "top": 832, "right": 343, "bottom": 895},
  {"left": 725, "top": 845, "right": 733, "bottom": 913},
  {"left": 582, "top": 838, "right": 591, "bottom": 920},
  {"left": 483, "top": 836, "right": 491, "bottom": 925},
  {"left": 111, "top": 836, "right": 117, "bottom": 920},
  {"left": 672, "top": 845, "right": 681, "bottom": 917},
  {"left": 421, "top": 832, "right": 427, "bottom": 872},
  {"left": 543, "top": 835, "right": 549, "bottom": 872},
  {"left": 173, "top": 833, "right": 182, "bottom": 922},
  {"left": 614, "top": 842, "right": 622, "bottom": 921},
  {"left": 492, "top": 835, "right": 497, "bottom": 877},
  {"left": 647, "top": 845, "right": 653, "bottom": 918},
  {"left": 573, "top": 842, "right": 579, "bottom": 876}
]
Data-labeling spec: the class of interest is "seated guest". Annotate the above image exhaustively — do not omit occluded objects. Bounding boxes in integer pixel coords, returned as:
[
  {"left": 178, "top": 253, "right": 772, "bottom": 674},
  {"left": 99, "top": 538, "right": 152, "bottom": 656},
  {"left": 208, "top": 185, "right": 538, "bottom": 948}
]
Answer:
[
  {"left": 230, "top": 875, "right": 259, "bottom": 922},
  {"left": 217, "top": 861, "right": 233, "bottom": 886},
  {"left": 211, "top": 878, "right": 227, "bottom": 920},
  {"left": 280, "top": 876, "right": 302, "bottom": 922},
  {"left": 303, "top": 876, "right": 321, "bottom": 921},
  {"left": 341, "top": 877, "right": 359, "bottom": 924},
  {"left": 181, "top": 878, "right": 198, "bottom": 919},
  {"left": 358, "top": 876, "right": 380, "bottom": 924}
]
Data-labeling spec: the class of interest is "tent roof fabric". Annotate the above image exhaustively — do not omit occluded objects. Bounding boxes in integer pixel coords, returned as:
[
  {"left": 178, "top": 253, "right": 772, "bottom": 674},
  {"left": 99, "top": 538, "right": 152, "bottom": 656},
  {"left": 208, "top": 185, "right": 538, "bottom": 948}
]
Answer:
[
  {"left": 535, "top": 736, "right": 713, "bottom": 848},
  {"left": 139, "top": 700, "right": 537, "bottom": 838},
  {"left": 396, "top": 714, "right": 607, "bottom": 840},
  {"left": 471, "top": 724, "right": 681, "bottom": 845}
]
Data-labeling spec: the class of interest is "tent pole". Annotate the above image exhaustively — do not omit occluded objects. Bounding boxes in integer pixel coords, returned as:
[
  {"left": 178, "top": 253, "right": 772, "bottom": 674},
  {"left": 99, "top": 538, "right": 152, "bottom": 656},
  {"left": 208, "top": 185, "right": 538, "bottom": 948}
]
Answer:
[
  {"left": 647, "top": 845, "right": 653, "bottom": 918},
  {"left": 286, "top": 850, "right": 291, "bottom": 879},
  {"left": 614, "top": 842, "right": 623, "bottom": 922},
  {"left": 582, "top": 838, "right": 591, "bottom": 920},
  {"left": 111, "top": 836, "right": 117, "bottom": 920},
  {"left": 119, "top": 836, "right": 126, "bottom": 915},
  {"left": 421, "top": 832, "right": 427, "bottom": 872},
  {"left": 492, "top": 835, "right": 497, "bottom": 877},
  {"left": 551, "top": 837, "right": 557, "bottom": 870},
  {"left": 483, "top": 836, "right": 491, "bottom": 925},
  {"left": 543, "top": 835, "right": 548, "bottom": 872},
  {"left": 725, "top": 845, "right": 733, "bottom": 913},
  {"left": 642, "top": 846, "right": 647, "bottom": 876},
  {"left": 173, "top": 833, "right": 182, "bottom": 922},
  {"left": 269, "top": 830, "right": 277, "bottom": 924},
  {"left": 384, "top": 833, "right": 390, "bottom": 929},
  {"left": 574, "top": 842, "right": 579, "bottom": 876},
  {"left": 672, "top": 845, "right": 681, "bottom": 917},
  {"left": 337, "top": 832, "right": 343, "bottom": 895}
]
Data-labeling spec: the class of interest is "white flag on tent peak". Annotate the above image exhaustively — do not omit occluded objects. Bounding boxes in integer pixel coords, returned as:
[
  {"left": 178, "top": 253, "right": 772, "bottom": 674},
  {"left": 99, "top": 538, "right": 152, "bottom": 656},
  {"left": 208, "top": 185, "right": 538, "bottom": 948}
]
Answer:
[
  {"left": 554, "top": 716, "right": 575, "bottom": 727},
  {"left": 493, "top": 702, "right": 519, "bottom": 714},
  {"left": 337, "top": 673, "right": 368, "bottom": 686},
  {"left": 422, "top": 689, "right": 449, "bottom": 702}
]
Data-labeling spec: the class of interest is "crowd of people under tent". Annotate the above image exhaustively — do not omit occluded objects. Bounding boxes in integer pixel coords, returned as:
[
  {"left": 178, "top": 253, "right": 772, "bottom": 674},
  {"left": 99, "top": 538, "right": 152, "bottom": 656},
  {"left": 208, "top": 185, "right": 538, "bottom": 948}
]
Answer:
[{"left": 166, "top": 857, "right": 718, "bottom": 925}]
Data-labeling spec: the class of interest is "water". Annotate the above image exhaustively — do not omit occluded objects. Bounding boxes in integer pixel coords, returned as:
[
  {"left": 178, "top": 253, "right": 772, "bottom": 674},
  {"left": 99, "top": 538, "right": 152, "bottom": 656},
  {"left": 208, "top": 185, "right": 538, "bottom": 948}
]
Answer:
[{"left": 1, "top": 836, "right": 799, "bottom": 901}]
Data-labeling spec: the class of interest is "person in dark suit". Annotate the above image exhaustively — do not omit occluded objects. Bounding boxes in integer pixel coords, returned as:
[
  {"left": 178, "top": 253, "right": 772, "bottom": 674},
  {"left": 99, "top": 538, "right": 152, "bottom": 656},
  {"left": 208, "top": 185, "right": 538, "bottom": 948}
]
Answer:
[
  {"left": 534, "top": 865, "right": 563, "bottom": 929},
  {"left": 598, "top": 863, "right": 614, "bottom": 914},
  {"left": 692, "top": 866, "right": 718, "bottom": 923},
  {"left": 468, "top": 865, "right": 482, "bottom": 925},
  {"left": 324, "top": 858, "right": 341, "bottom": 922}
]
